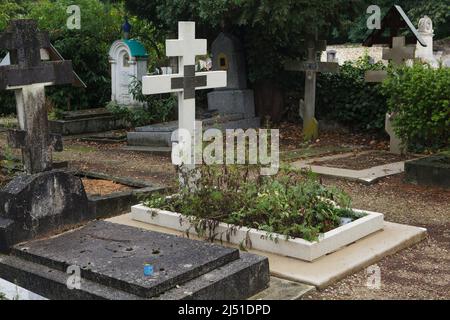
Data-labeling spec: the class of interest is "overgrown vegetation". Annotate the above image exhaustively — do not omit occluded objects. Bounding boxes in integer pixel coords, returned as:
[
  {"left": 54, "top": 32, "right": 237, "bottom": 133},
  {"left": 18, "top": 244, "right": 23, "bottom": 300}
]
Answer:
[
  {"left": 316, "top": 55, "right": 388, "bottom": 132},
  {"left": 106, "top": 78, "right": 176, "bottom": 127},
  {"left": 381, "top": 63, "right": 450, "bottom": 152},
  {"left": 145, "top": 166, "right": 361, "bottom": 243}
]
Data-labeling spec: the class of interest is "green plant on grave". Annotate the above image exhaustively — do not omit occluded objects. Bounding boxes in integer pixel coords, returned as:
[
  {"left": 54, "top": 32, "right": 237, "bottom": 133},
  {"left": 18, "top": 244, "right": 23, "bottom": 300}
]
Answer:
[
  {"left": 381, "top": 63, "right": 450, "bottom": 152},
  {"left": 316, "top": 54, "right": 388, "bottom": 132},
  {"left": 144, "top": 166, "right": 360, "bottom": 243},
  {"left": 107, "top": 77, "right": 176, "bottom": 127}
]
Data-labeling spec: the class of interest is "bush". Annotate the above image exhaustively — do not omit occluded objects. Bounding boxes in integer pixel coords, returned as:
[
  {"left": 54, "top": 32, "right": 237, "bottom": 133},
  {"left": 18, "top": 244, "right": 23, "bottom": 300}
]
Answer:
[
  {"left": 316, "top": 55, "right": 388, "bottom": 132},
  {"left": 382, "top": 64, "right": 450, "bottom": 152},
  {"left": 107, "top": 78, "right": 177, "bottom": 127},
  {"left": 145, "top": 166, "right": 360, "bottom": 242}
]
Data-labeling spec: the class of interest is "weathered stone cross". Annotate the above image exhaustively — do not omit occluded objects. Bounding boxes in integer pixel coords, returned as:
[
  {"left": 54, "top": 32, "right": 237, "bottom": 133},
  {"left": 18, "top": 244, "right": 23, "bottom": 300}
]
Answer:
[
  {"left": 0, "top": 20, "right": 74, "bottom": 174},
  {"left": 285, "top": 39, "right": 339, "bottom": 140},
  {"left": 365, "top": 36, "right": 415, "bottom": 82},
  {"left": 365, "top": 36, "right": 416, "bottom": 154},
  {"left": 142, "top": 22, "right": 227, "bottom": 166}
]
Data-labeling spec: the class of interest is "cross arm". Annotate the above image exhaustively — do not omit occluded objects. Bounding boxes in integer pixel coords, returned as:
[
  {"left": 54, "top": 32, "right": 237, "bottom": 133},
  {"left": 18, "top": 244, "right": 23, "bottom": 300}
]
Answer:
[
  {"left": 142, "top": 74, "right": 182, "bottom": 95},
  {"left": 195, "top": 71, "right": 227, "bottom": 90}
]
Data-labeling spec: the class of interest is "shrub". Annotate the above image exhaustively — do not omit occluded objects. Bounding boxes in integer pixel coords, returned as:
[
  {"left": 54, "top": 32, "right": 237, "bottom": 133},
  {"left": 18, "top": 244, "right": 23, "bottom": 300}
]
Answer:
[
  {"left": 144, "top": 166, "right": 360, "bottom": 242},
  {"left": 316, "top": 55, "right": 388, "bottom": 132},
  {"left": 107, "top": 78, "right": 177, "bottom": 127},
  {"left": 381, "top": 64, "right": 450, "bottom": 152}
]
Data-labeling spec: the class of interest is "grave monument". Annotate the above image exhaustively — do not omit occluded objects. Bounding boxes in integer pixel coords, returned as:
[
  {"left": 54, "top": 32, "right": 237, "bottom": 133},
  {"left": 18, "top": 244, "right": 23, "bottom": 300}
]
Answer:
[
  {"left": 109, "top": 18, "right": 149, "bottom": 107},
  {"left": 364, "top": 5, "right": 425, "bottom": 155},
  {"left": 126, "top": 30, "right": 259, "bottom": 152},
  {"left": 285, "top": 37, "right": 339, "bottom": 140},
  {"left": 0, "top": 20, "right": 269, "bottom": 300},
  {"left": 207, "top": 33, "right": 259, "bottom": 123},
  {"left": 0, "top": 20, "right": 89, "bottom": 250}
]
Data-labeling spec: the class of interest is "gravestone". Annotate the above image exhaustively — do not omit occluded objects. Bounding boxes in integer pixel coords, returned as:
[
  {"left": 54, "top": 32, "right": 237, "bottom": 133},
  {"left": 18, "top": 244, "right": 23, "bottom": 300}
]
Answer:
[
  {"left": 416, "top": 16, "right": 438, "bottom": 67},
  {"left": 207, "top": 33, "right": 256, "bottom": 118},
  {"left": 0, "top": 221, "right": 270, "bottom": 300},
  {"left": 285, "top": 38, "right": 339, "bottom": 140},
  {"left": 0, "top": 20, "right": 89, "bottom": 249},
  {"left": 365, "top": 36, "right": 415, "bottom": 155},
  {"left": 109, "top": 19, "right": 148, "bottom": 107}
]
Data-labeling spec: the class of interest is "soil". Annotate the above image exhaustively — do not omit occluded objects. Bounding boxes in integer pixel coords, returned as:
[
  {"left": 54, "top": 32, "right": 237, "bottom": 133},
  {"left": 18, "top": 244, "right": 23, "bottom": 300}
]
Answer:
[
  {"left": 312, "top": 151, "right": 417, "bottom": 170},
  {"left": 82, "top": 178, "right": 133, "bottom": 196}
]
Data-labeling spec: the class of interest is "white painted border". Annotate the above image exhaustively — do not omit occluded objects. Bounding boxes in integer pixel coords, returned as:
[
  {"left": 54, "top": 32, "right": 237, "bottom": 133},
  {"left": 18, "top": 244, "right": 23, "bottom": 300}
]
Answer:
[{"left": 131, "top": 205, "right": 384, "bottom": 262}]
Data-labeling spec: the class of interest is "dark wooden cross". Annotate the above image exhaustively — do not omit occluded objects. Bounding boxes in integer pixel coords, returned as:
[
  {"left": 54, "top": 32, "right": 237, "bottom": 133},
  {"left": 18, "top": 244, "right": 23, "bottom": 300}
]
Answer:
[
  {"left": 285, "top": 39, "right": 339, "bottom": 140},
  {"left": 0, "top": 20, "right": 74, "bottom": 174}
]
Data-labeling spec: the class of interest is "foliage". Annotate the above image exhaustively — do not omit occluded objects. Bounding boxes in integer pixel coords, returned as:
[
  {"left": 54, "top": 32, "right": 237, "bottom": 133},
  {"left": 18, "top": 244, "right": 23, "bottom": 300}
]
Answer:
[
  {"left": 144, "top": 166, "right": 360, "bottom": 243},
  {"left": 0, "top": 0, "right": 161, "bottom": 112},
  {"left": 106, "top": 78, "right": 177, "bottom": 126},
  {"left": 316, "top": 54, "right": 388, "bottom": 132},
  {"left": 381, "top": 63, "right": 450, "bottom": 152},
  {"left": 124, "top": 0, "right": 365, "bottom": 83},
  {"left": 337, "top": 0, "right": 450, "bottom": 43}
]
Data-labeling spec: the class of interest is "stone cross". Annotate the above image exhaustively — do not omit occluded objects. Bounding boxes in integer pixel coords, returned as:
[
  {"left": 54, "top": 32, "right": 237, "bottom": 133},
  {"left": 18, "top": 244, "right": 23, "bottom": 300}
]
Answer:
[
  {"left": 365, "top": 36, "right": 415, "bottom": 82},
  {"left": 285, "top": 39, "right": 339, "bottom": 140},
  {"left": 0, "top": 20, "right": 73, "bottom": 174},
  {"left": 365, "top": 36, "right": 415, "bottom": 154},
  {"left": 142, "top": 22, "right": 227, "bottom": 166}
]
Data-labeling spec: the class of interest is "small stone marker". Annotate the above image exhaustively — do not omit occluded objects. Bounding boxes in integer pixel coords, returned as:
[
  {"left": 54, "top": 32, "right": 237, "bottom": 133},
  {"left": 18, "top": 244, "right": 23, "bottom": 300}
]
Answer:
[
  {"left": 285, "top": 39, "right": 339, "bottom": 140},
  {"left": 142, "top": 22, "right": 227, "bottom": 165},
  {"left": 0, "top": 20, "right": 73, "bottom": 174}
]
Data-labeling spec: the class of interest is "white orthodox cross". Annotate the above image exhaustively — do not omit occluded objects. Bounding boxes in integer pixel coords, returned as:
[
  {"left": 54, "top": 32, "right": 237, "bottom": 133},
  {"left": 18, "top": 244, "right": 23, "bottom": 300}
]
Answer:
[{"left": 142, "top": 22, "right": 227, "bottom": 167}]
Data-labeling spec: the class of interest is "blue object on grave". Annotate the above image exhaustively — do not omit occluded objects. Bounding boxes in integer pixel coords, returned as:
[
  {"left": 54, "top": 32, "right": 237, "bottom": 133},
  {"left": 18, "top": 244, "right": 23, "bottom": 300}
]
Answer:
[
  {"left": 122, "top": 17, "right": 132, "bottom": 39},
  {"left": 144, "top": 264, "right": 154, "bottom": 276}
]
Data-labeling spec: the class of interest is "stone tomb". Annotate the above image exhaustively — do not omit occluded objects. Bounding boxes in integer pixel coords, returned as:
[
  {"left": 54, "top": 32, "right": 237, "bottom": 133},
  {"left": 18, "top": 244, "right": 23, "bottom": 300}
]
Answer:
[
  {"left": 405, "top": 155, "right": 450, "bottom": 189},
  {"left": 0, "top": 221, "right": 269, "bottom": 300}
]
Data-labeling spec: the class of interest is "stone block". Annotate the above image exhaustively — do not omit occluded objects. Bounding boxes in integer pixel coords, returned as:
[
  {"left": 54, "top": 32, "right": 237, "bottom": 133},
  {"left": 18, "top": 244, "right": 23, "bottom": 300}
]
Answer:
[
  {"left": 405, "top": 156, "right": 450, "bottom": 189},
  {"left": 207, "top": 89, "right": 255, "bottom": 118},
  {"left": 0, "top": 170, "right": 89, "bottom": 249}
]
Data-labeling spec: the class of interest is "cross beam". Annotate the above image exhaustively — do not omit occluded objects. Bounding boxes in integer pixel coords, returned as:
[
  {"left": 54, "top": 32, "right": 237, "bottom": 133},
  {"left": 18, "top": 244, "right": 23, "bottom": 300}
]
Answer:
[
  {"left": 365, "top": 36, "right": 416, "bottom": 83},
  {"left": 0, "top": 20, "right": 74, "bottom": 174},
  {"left": 285, "top": 39, "right": 339, "bottom": 140},
  {"left": 0, "top": 20, "right": 73, "bottom": 89},
  {"left": 142, "top": 22, "right": 227, "bottom": 168}
]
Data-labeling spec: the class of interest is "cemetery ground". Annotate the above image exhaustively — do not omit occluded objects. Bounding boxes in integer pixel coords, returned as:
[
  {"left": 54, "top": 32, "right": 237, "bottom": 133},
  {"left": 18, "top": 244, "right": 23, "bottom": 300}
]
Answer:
[{"left": 1, "top": 124, "right": 447, "bottom": 300}]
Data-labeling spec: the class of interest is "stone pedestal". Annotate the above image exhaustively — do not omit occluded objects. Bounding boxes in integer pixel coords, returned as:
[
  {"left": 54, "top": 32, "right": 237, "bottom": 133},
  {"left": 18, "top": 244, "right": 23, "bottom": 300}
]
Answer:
[
  {"left": 385, "top": 113, "right": 405, "bottom": 155},
  {"left": 207, "top": 89, "right": 255, "bottom": 118},
  {"left": 0, "top": 170, "right": 89, "bottom": 250}
]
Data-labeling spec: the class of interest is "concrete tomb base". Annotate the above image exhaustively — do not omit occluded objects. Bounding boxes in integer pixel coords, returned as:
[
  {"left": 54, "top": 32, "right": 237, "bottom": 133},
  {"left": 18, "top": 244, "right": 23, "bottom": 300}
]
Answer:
[{"left": 0, "top": 221, "right": 269, "bottom": 300}]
